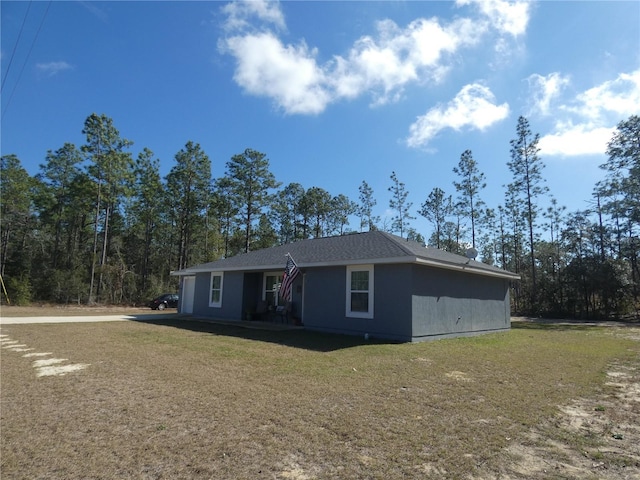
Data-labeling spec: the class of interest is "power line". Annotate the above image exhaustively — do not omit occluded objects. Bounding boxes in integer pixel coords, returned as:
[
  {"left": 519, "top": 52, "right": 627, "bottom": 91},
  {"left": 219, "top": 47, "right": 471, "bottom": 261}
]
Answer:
[
  {"left": 2, "top": 1, "right": 52, "bottom": 121},
  {"left": 1, "top": 1, "right": 33, "bottom": 93}
]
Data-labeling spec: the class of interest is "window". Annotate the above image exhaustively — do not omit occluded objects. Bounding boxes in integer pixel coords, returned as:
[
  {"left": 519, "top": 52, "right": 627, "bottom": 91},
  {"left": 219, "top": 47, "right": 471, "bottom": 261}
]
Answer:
[
  {"left": 263, "top": 272, "right": 283, "bottom": 307},
  {"left": 346, "top": 265, "right": 374, "bottom": 319},
  {"left": 209, "top": 272, "right": 223, "bottom": 308}
]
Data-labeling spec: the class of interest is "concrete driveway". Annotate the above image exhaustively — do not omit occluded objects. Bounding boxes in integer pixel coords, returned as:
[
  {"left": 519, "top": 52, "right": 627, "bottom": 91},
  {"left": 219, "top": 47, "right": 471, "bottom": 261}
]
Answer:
[{"left": 0, "top": 313, "right": 173, "bottom": 325}]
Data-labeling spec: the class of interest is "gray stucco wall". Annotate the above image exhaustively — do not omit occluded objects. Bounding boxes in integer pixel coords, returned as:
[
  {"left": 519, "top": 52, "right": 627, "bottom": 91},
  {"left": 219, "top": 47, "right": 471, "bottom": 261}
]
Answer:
[
  {"left": 242, "top": 272, "right": 262, "bottom": 319},
  {"left": 410, "top": 265, "right": 510, "bottom": 340},
  {"left": 302, "top": 266, "right": 344, "bottom": 327},
  {"left": 192, "top": 271, "right": 245, "bottom": 320},
  {"left": 186, "top": 262, "right": 511, "bottom": 342},
  {"left": 303, "top": 264, "right": 413, "bottom": 341}
]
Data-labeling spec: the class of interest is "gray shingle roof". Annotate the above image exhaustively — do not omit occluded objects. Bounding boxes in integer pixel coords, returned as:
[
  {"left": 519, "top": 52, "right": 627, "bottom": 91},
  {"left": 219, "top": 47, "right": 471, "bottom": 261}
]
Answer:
[{"left": 172, "top": 231, "right": 519, "bottom": 280}]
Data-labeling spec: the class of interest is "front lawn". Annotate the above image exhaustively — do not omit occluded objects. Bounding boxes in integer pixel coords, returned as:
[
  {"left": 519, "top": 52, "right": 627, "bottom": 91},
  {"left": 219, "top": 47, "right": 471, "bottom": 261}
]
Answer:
[{"left": 1, "top": 318, "right": 638, "bottom": 479}]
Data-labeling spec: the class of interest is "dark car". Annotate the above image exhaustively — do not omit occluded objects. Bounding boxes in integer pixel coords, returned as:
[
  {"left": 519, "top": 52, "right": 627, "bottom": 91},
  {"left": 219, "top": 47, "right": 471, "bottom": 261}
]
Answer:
[{"left": 149, "top": 293, "right": 179, "bottom": 310}]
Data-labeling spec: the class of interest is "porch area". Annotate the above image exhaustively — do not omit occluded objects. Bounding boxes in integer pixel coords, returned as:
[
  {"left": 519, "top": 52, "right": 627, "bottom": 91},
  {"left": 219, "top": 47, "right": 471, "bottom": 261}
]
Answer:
[{"left": 178, "top": 313, "right": 303, "bottom": 332}]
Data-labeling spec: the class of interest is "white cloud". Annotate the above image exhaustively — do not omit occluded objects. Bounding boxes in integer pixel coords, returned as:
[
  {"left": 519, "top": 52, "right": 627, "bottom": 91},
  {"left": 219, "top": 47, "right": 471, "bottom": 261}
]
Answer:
[
  {"left": 538, "top": 69, "right": 640, "bottom": 157},
  {"left": 218, "top": 1, "right": 522, "bottom": 115},
  {"left": 457, "top": 0, "right": 531, "bottom": 37},
  {"left": 527, "top": 72, "right": 570, "bottom": 115},
  {"left": 338, "top": 16, "right": 485, "bottom": 106},
  {"left": 36, "top": 61, "right": 72, "bottom": 77},
  {"left": 222, "top": 33, "right": 329, "bottom": 115},
  {"left": 539, "top": 124, "right": 615, "bottom": 157},
  {"left": 78, "top": 1, "right": 108, "bottom": 23},
  {"left": 568, "top": 69, "right": 640, "bottom": 121},
  {"left": 406, "top": 83, "right": 509, "bottom": 148},
  {"left": 221, "top": 0, "right": 285, "bottom": 32}
]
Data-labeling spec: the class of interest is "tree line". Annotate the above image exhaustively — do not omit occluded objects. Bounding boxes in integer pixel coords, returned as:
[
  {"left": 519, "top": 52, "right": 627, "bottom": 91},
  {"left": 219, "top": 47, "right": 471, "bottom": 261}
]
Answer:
[{"left": 1, "top": 113, "right": 638, "bottom": 319}]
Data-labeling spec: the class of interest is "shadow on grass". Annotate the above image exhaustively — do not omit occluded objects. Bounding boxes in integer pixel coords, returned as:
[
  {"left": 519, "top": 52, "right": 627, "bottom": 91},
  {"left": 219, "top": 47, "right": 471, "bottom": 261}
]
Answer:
[{"left": 127, "top": 314, "right": 395, "bottom": 352}]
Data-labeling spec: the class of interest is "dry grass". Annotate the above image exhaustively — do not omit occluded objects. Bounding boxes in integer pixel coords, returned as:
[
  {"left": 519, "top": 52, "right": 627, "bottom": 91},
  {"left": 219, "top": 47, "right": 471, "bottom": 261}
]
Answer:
[{"left": 1, "top": 316, "right": 639, "bottom": 479}]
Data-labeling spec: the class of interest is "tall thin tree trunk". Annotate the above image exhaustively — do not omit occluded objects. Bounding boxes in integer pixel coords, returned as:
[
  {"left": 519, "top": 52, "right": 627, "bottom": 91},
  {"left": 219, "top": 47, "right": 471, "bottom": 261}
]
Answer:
[
  {"left": 1, "top": 225, "right": 11, "bottom": 277},
  {"left": 97, "top": 202, "right": 110, "bottom": 300},
  {"left": 141, "top": 219, "right": 152, "bottom": 294},
  {"left": 89, "top": 180, "right": 102, "bottom": 304},
  {"left": 524, "top": 153, "right": 537, "bottom": 309}
]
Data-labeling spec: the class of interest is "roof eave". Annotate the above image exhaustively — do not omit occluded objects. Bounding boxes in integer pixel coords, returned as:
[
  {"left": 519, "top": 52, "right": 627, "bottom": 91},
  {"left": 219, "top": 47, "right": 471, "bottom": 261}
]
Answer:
[
  {"left": 172, "top": 256, "right": 520, "bottom": 280},
  {"left": 414, "top": 257, "right": 521, "bottom": 280}
]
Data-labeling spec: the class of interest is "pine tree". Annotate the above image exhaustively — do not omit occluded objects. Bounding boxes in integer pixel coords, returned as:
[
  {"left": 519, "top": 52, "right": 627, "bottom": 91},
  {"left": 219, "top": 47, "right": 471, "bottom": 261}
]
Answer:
[
  {"left": 419, "top": 187, "right": 451, "bottom": 249},
  {"left": 357, "top": 180, "right": 379, "bottom": 231},
  {"left": 166, "top": 141, "right": 212, "bottom": 270},
  {"left": 507, "top": 116, "right": 548, "bottom": 310},
  {"left": 388, "top": 171, "right": 414, "bottom": 238},
  {"left": 0, "top": 155, "right": 37, "bottom": 303},
  {"left": 130, "top": 148, "right": 164, "bottom": 295},
  {"left": 272, "top": 182, "right": 306, "bottom": 243},
  {"left": 303, "top": 187, "right": 332, "bottom": 238},
  {"left": 82, "top": 113, "right": 133, "bottom": 303},
  {"left": 36, "top": 143, "right": 83, "bottom": 270},
  {"left": 225, "top": 148, "right": 280, "bottom": 253},
  {"left": 453, "top": 149, "right": 486, "bottom": 249},
  {"left": 600, "top": 115, "right": 640, "bottom": 306},
  {"left": 328, "top": 194, "right": 356, "bottom": 235}
]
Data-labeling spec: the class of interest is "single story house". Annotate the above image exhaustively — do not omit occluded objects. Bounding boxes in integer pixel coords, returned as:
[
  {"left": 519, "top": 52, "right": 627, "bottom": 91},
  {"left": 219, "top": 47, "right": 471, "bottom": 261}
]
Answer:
[{"left": 171, "top": 231, "right": 520, "bottom": 342}]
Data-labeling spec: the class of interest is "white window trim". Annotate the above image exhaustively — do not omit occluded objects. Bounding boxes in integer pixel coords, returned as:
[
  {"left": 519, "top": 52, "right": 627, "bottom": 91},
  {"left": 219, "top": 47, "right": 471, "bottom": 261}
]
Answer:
[
  {"left": 209, "top": 272, "right": 223, "bottom": 308},
  {"left": 346, "top": 264, "right": 374, "bottom": 319},
  {"left": 262, "top": 271, "right": 283, "bottom": 303}
]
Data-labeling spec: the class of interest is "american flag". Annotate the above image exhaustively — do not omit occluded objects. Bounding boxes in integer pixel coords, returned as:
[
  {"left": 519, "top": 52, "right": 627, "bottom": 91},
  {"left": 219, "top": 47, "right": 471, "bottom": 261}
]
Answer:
[{"left": 279, "top": 254, "right": 299, "bottom": 302}]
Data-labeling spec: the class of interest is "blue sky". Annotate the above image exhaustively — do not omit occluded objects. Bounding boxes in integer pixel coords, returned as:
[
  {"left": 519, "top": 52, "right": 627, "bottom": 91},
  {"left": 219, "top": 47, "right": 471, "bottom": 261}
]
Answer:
[{"left": 2, "top": 0, "right": 639, "bottom": 240}]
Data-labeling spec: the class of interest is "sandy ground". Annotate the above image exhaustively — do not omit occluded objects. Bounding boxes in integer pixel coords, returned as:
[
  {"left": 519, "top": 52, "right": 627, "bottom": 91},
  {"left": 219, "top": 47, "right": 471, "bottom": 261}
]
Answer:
[{"left": 491, "top": 326, "right": 640, "bottom": 479}]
